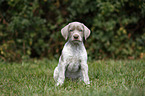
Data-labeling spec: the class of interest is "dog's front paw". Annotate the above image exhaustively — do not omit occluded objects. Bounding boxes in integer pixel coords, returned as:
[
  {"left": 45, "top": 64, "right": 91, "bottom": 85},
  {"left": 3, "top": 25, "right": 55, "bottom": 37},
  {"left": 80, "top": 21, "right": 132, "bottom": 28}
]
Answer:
[
  {"left": 86, "top": 81, "right": 90, "bottom": 85},
  {"left": 83, "top": 77, "right": 90, "bottom": 84},
  {"left": 56, "top": 78, "right": 64, "bottom": 86},
  {"left": 56, "top": 82, "right": 63, "bottom": 86},
  {"left": 84, "top": 79, "right": 90, "bottom": 85}
]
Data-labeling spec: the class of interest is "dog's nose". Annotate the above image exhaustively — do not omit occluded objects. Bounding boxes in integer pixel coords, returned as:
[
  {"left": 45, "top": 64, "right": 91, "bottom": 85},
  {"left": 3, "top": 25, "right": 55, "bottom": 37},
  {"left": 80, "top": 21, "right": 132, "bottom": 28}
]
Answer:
[{"left": 73, "top": 34, "right": 79, "bottom": 39}]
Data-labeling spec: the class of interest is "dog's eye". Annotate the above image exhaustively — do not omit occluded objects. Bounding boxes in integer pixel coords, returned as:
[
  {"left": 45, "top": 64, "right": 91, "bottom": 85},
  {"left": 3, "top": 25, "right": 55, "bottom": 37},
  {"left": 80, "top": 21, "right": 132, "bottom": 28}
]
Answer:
[
  {"left": 79, "top": 29, "right": 83, "bottom": 32},
  {"left": 69, "top": 29, "right": 73, "bottom": 32}
]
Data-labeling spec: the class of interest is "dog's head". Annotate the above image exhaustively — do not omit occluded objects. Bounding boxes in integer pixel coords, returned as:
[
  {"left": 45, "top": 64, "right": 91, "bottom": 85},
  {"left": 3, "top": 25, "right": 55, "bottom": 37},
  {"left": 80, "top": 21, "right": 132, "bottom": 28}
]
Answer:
[{"left": 61, "top": 22, "right": 91, "bottom": 43}]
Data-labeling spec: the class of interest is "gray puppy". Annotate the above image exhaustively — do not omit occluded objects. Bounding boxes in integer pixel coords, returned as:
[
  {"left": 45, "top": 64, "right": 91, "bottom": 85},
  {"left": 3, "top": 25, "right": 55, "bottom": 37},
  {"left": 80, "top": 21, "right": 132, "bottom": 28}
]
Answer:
[{"left": 53, "top": 22, "right": 91, "bottom": 86}]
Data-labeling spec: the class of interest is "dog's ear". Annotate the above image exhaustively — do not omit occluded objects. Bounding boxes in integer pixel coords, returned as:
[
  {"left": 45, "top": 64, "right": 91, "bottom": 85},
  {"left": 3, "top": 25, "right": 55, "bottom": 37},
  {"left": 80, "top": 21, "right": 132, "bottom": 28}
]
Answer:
[
  {"left": 61, "top": 24, "right": 70, "bottom": 40},
  {"left": 82, "top": 24, "right": 91, "bottom": 40}
]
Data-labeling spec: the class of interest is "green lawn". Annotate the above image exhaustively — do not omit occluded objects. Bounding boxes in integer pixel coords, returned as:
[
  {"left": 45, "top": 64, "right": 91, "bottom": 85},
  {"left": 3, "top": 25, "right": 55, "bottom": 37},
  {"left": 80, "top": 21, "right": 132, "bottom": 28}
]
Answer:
[{"left": 0, "top": 59, "right": 145, "bottom": 96}]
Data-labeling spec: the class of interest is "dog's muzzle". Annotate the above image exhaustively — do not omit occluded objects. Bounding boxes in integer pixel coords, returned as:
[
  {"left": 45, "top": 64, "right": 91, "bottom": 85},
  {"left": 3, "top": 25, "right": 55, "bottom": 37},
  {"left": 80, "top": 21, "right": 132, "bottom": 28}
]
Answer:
[
  {"left": 73, "top": 34, "right": 79, "bottom": 40},
  {"left": 72, "top": 33, "right": 82, "bottom": 42}
]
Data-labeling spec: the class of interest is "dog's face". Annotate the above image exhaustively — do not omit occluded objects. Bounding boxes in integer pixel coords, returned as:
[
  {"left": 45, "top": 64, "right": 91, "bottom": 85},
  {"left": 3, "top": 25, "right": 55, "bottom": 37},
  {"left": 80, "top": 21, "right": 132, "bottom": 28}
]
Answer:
[
  {"left": 61, "top": 22, "right": 91, "bottom": 43},
  {"left": 68, "top": 23, "right": 84, "bottom": 42}
]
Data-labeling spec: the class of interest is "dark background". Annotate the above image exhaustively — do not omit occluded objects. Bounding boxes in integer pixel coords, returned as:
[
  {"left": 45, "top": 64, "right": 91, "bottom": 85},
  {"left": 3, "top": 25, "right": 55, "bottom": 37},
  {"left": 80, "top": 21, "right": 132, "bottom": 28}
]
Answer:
[{"left": 0, "top": 0, "right": 145, "bottom": 61}]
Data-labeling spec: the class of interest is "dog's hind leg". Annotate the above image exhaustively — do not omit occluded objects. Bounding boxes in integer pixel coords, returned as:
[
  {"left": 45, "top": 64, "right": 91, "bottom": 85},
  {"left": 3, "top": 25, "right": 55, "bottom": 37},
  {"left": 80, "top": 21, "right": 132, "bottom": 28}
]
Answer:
[{"left": 53, "top": 67, "right": 59, "bottom": 82}]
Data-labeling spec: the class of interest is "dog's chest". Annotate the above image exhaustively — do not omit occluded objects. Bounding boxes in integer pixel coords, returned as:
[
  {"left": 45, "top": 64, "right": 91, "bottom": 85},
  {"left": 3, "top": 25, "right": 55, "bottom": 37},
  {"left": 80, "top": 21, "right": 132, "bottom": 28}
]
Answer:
[
  {"left": 67, "top": 57, "right": 80, "bottom": 72},
  {"left": 66, "top": 49, "right": 81, "bottom": 72},
  {"left": 62, "top": 42, "right": 86, "bottom": 72}
]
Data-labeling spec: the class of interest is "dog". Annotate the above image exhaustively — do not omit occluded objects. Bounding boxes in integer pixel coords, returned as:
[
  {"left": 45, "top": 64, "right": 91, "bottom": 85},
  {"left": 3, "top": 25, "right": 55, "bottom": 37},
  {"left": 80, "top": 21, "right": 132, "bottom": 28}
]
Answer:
[{"left": 53, "top": 22, "right": 90, "bottom": 86}]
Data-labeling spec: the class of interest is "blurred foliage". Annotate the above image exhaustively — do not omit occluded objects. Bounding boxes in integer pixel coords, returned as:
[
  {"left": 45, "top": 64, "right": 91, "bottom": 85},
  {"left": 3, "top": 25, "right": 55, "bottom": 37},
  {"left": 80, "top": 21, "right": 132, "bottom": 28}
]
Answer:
[{"left": 0, "top": 0, "right": 145, "bottom": 61}]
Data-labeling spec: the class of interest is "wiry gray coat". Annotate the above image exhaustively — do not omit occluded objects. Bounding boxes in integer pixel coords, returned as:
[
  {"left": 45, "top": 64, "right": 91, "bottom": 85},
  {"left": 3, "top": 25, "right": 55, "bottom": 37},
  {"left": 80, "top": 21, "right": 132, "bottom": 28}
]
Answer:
[{"left": 53, "top": 22, "right": 90, "bottom": 86}]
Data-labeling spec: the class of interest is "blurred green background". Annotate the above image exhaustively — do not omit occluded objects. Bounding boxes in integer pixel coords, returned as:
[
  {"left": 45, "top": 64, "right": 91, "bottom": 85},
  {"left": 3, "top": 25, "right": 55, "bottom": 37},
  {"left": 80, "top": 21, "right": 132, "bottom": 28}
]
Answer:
[{"left": 0, "top": 0, "right": 145, "bottom": 61}]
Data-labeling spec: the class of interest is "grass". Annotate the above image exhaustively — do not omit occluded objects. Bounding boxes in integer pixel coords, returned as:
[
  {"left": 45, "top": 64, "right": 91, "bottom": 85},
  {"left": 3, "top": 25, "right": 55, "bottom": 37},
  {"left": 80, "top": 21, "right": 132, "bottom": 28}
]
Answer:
[{"left": 0, "top": 59, "right": 145, "bottom": 96}]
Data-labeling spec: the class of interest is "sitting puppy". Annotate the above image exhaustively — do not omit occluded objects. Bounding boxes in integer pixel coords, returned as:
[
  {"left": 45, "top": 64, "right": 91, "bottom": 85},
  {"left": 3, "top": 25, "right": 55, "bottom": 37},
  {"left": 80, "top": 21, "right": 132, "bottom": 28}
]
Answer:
[{"left": 53, "top": 22, "right": 90, "bottom": 86}]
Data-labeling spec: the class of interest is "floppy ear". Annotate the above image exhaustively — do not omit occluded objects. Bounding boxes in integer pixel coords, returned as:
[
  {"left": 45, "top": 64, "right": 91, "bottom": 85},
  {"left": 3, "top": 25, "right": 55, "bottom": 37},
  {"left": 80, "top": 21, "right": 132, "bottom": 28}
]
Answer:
[
  {"left": 82, "top": 24, "right": 91, "bottom": 40},
  {"left": 61, "top": 24, "right": 70, "bottom": 40}
]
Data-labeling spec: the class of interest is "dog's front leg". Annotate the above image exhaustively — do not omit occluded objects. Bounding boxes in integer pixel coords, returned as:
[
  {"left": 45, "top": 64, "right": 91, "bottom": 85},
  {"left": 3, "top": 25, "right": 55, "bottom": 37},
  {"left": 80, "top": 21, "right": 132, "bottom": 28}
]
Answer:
[
  {"left": 56, "top": 61, "right": 66, "bottom": 86},
  {"left": 81, "top": 60, "right": 90, "bottom": 85}
]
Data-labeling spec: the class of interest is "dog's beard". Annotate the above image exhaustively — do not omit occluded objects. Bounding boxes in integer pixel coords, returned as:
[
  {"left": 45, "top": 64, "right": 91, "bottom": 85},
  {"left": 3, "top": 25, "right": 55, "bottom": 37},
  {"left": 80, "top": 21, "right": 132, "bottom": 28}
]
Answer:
[{"left": 72, "top": 39, "right": 82, "bottom": 43}]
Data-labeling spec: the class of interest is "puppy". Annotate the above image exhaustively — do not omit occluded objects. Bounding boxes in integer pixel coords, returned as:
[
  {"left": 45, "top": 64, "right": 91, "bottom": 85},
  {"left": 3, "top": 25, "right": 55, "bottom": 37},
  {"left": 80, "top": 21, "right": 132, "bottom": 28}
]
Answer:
[{"left": 53, "top": 22, "right": 90, "bottom": 86}]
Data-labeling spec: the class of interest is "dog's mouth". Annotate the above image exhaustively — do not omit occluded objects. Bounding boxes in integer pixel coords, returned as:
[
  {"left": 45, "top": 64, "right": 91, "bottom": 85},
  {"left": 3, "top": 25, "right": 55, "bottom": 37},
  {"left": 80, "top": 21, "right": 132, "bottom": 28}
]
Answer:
[
  {"left": 73, "top": 39, "right": 79, "bottom": 41},
  {"left": 72, "top": 39, "right": 82, "bottom": 43},
  {"left": 73, "top": 39, "right": 81, "bottom": 41}
]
